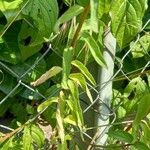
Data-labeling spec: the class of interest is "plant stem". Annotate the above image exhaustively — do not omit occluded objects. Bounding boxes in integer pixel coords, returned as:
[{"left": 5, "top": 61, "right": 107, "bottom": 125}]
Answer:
[{"left": 71, "top": 3, "right": 90, "bottom": 48}]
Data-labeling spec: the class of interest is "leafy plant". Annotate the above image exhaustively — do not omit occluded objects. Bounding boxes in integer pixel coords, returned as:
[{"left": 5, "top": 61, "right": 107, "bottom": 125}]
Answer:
[{"left": 0, "top": 0, "right": 149, "bottom": 149}]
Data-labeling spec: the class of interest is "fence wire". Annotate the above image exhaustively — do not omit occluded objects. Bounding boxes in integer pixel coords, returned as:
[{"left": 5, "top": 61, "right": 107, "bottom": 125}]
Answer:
[{"left": 0, "top": 18, "right": 149, "bottom": 149}]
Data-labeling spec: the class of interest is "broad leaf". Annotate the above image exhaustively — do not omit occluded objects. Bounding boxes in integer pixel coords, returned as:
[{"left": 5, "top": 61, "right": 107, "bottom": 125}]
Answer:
[
  {"left": 111, "top": 0, "right": 148, "bottom": 48},
  {"left": 98, "top": 0, "right": 112, "bottom": 18},
  {"left": 131, "top": 34, "right": 150, "bottom": 58},
  {"left": 0, "top": 0, "right": 23, "bottom": 23},
  {"left": 22, "top": 0, "right": 58, "bottom": 45},
  {"left": 108, "top": 130, "right": 133, "bottom": 143},
  {"left": 71, "top": 60, "right": 96, "bottom": 85},
  {"left": 82, "top": 32, "right": 106, "bottom": 67}
]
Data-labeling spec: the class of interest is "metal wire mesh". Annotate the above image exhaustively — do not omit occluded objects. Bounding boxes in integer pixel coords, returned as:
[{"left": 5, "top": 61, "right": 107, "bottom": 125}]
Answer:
[{"left": 0, "top": 17, "right": 149, "bottom": 149}]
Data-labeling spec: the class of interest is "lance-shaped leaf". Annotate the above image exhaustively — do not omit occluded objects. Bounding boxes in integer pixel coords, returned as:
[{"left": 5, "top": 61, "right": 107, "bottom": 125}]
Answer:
[
  {"left": 71, "top": 60, "right": 96, "bottom": 85},
  {"left": 67, "top": 79, "right": 84, "bottom": 129},
  {"left": 31, "top": 66, "right": 62, "bottom": 87},
  {"left": 69, "top": 73, "right": 93, "bottom": 102},
  {"left": 23, "top": 126, "right": 34, "bottom": 150},
  {"left": 82, "top": 32, "right": 106, "bottom": 67},
  {"left": 111, "top": 0, "right": 148, "bottom": 48},
  {"left": 62, "top": 47, "right": 74, "bottom": 89},
  {"left": 55, "top": 5, "right": 84, "bottom": 31},
  {"left": 37, "top": 97, "right": 58, "bottom": 112}
]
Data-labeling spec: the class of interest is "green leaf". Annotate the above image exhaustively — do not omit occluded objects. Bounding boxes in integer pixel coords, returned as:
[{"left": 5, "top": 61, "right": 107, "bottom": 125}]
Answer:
[
  {"left": 133, "top": 142, "right": 150, "bottom": 150},
  {"left": 23, "top": 126, "right": 34, "bottom": 150},
  {"left": 111, "top": 0, "right": 148, "bottom": 48},
  {"left": 76, "top": 0, "right": 89, "bottom": 6},
  {"left": 45, "top": 84, "right": 61, "bottom": 98},
  {"left": 62, "top": 47, "right": 74, "bottom": 89},
  {"left": 69, "top": 73, "right": 93, "bottom": 102},
  {"left": 18, "top": 20, "right": 43, "bottom": 61},
  {"left": 55, "top": 5, "right": 84, "bottom": 31},
  {"left": 90, "top": 0, "right": 98, "bottom": 32},
  {"left": 22, "top": 0, "right": 58, "bottom": 45},
  {"left": 0, "top": 21, "right": 22, "bottom": 64},
  {"left": 68, "top": 79, "right": 84, "bottom": 129},
  {"left": 98, "top": 0, "right": 112, "bottom": 18},
  {"left": 131, "top": 34, "right": 150, "bottom": 58},
  {"left": 64, "top": 115, "right": 77, "bottom": 126},
  {"left": 82, "top": 32, "right": 106, "bottom": 67},
  {"left": 133, "top": 94, "right": 150, "bottom": 126},
  {"left": 108, "top": 130, "right": 133, "bottom": 143},
  {"left": 37, "top": 97, "right": 58, "bottom": 112},
  {"left": 0, "top": 0, "right": 23, "bottom": 23},
  {"left": 71, "top": 60, "right": 96, "bottom": 85},
  {"left": 31, "top": 66, "right": 62, "bottom": 87},
  {"left": 124, "top": 77, "right": 148, "bottom": 99},
  {"left": 30, "top": 124, "right": 45, "bottom": 148}
]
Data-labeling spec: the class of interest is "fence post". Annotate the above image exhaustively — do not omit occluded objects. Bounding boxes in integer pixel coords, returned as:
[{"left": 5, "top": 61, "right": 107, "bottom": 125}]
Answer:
[{"left": 95, "top": 28, "right": 116, "bottom": 146}]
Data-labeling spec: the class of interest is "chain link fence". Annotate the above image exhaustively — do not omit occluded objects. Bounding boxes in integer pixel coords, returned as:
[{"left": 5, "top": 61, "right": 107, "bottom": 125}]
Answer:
[{"left": 0, "top": 19, "right": 149, "bottom": 149}]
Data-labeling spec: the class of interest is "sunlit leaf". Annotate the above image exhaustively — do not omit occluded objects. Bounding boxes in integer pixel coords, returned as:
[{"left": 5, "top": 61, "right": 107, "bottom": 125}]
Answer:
[
  {"left": 82, "top": 32, "right": 106, "bottom": 67},
  {"left": 62, "top": 47, "right": 74, "bottom": 89},
  {"left": 31, "top": 66, "right": 62, "bottom": 87},
  {"left": 55, "top": 5, "right": 84, "bottom": 31},
  {"left": 131, "top": 34, "right": 150, "bottom": 58},
  {"left": 37, "top": 97, "right": 58, "bottom": 112},
  {"left": 22, "top": 0, "right": 58, "bottom": 45},
  {"left": 111, "top": 0, "right": 148, "bottom": 48},
  {"left": 30, "top": 124, "right": 45, "bottom": 148},
  {"left": 23, "top": 126, "right": 34, "bottom": 150},
  {"left": 69, "top": 73, "right": 93, "bottom": 102},
  {"left": 90, "top": 0, "right": 98, "bottom": 32},
  {"left": 71, "top": 60, "right": 96, "bottom": 85}
]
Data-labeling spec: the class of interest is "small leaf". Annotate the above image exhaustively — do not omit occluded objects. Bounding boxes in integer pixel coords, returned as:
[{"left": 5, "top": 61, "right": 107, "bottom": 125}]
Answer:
[
  {"left": 133, "top": 94, "right": 150, "bottom": 126},
  {"left": 108, "top": 130, "right": 133, "bottom": 143},
  {"left": 69, "top": 73, "right": 93, "bottom": 102},
  {"left": 23, "top": 126, "right": 34, "bottom": 150},
  {"left": 71, "top": 60, "right": 96, "bottom": 85},
  {"left": 68, "top": 79, "right": 84, "bottom": 129},
  {"left": 37, "top": 97, "right": 58, "bottom": 112},
  {"left": 31, "top": 66, "right": 62, "bottom": 87},
  {"left": 62, "top": 47, "right": 74, "bottom": 89},
  {"left": 90, "top": 0, "right": 98, "bottom": 32},
  {"left": 30, "top": 124, "right": 45, "bottom": 148},
  {"left": 82, "top": 32, "right": 106, "bottom": 67},
  {"left": 131, "top": 34, "right": 150, "bottom": 58},
  {"left": 55, "top": 5, "right": 84, "bottom": 31},
  {"left": 64, "top": 115, "right": 77, "bottom": 126}
]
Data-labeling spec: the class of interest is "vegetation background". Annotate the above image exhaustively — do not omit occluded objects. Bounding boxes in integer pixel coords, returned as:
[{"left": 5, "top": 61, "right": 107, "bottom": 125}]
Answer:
[{"left": 0, "top": 0, "right": 149, "bottom": 149}]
